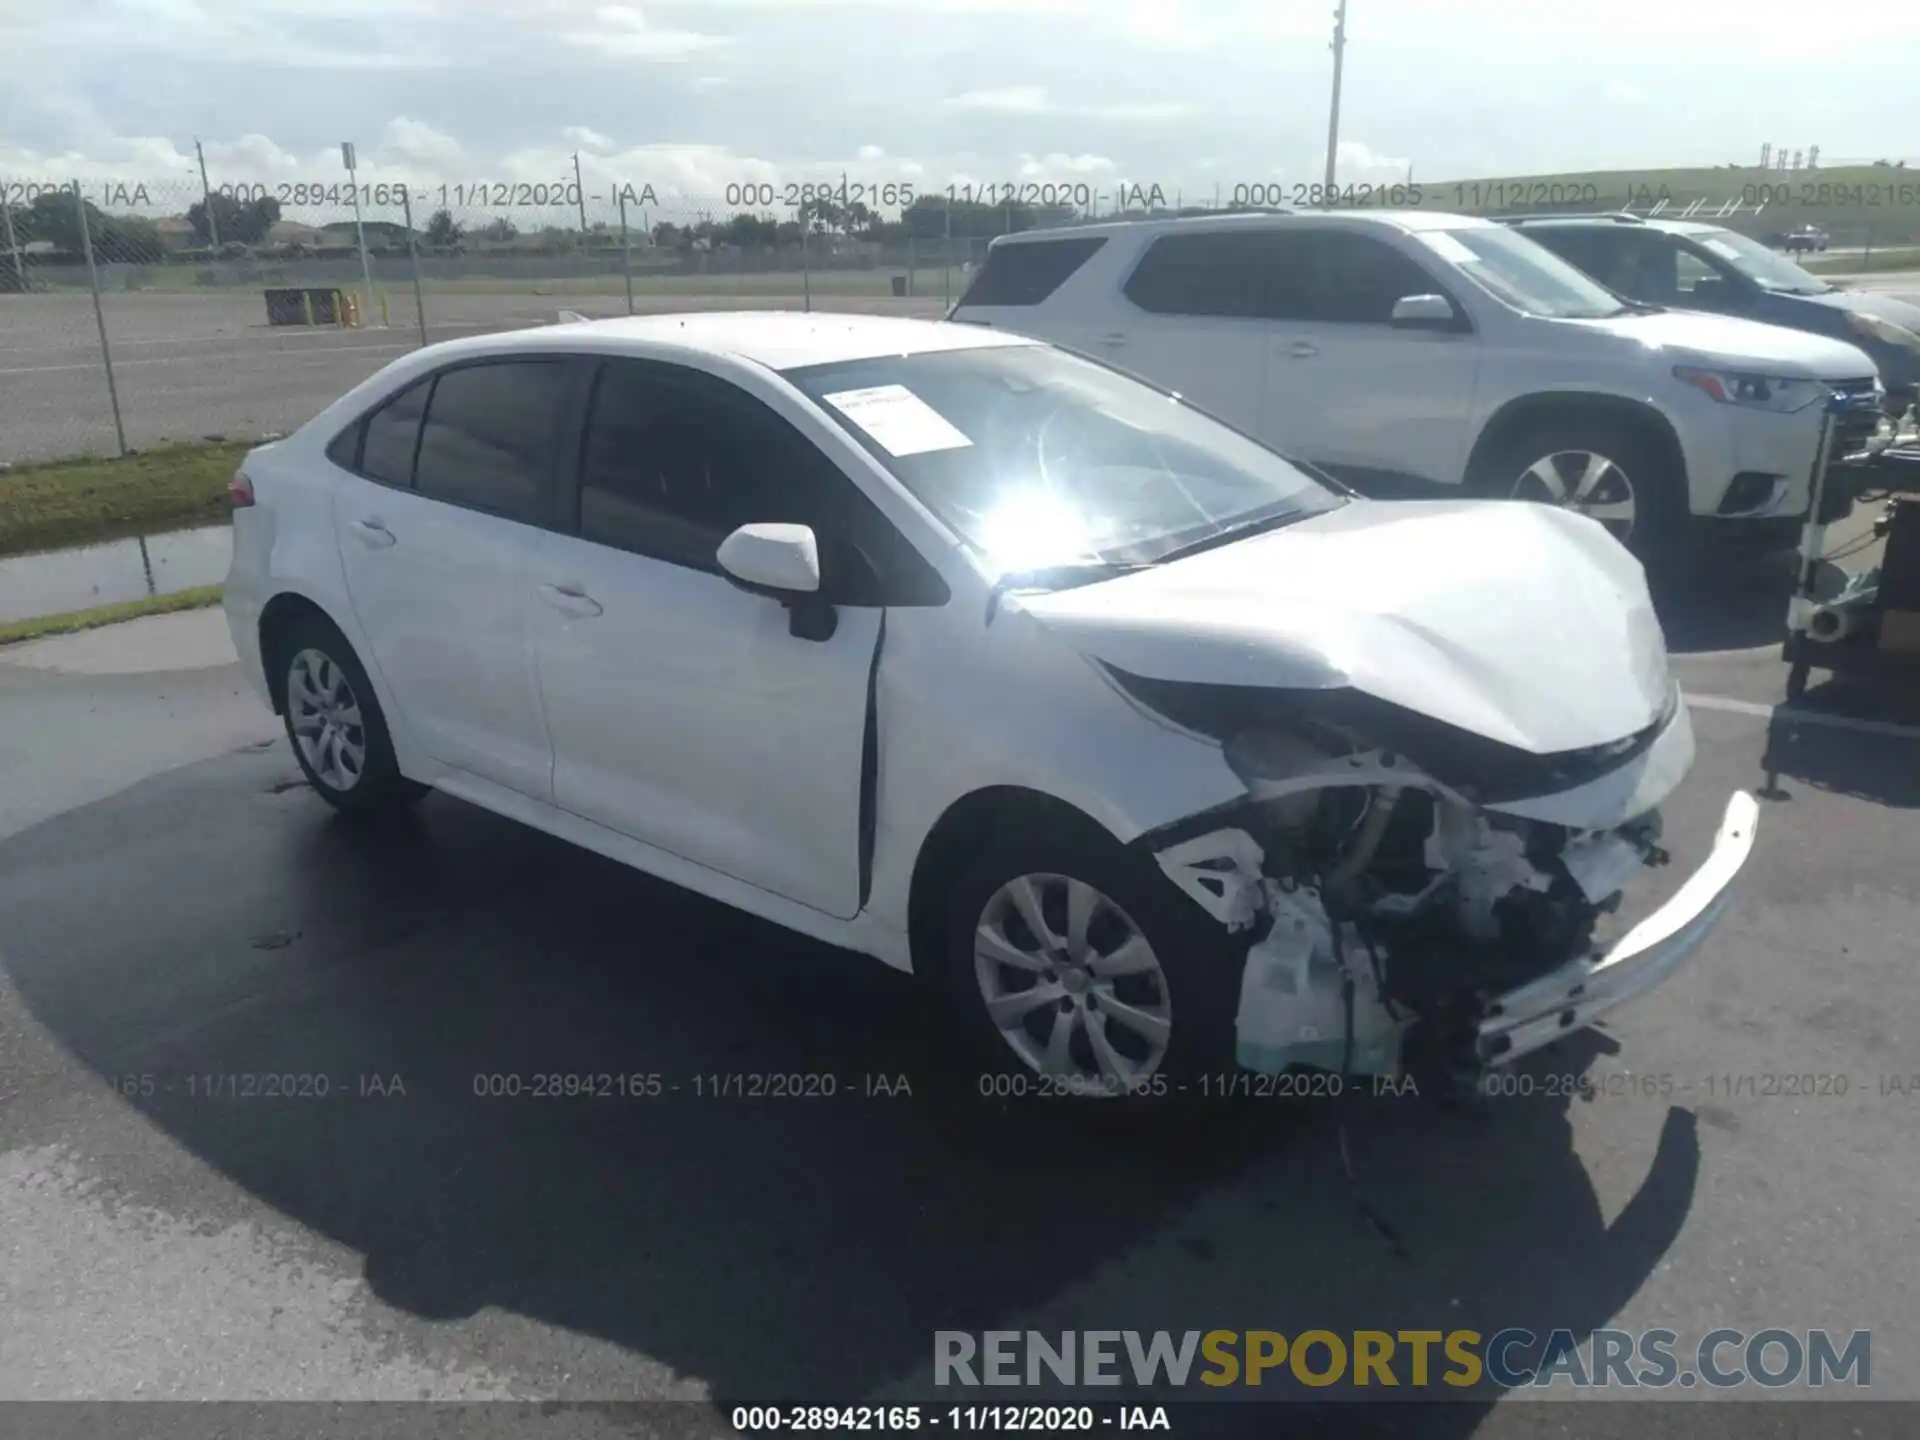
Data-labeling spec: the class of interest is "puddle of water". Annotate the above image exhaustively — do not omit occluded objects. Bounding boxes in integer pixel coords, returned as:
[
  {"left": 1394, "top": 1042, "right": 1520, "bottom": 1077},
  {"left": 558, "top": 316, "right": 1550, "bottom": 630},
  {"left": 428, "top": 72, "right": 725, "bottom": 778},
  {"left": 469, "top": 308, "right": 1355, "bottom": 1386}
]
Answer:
[{"left": 0, "top": 525, "right": 231, "bottom": 625}]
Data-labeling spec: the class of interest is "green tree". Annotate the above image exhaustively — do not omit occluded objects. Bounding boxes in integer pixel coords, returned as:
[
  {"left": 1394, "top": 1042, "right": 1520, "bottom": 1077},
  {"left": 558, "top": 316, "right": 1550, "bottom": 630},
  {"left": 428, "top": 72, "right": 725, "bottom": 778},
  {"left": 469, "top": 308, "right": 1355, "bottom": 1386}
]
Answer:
[
  {"left": 186, "top": 192, "right": 280, "bottom": 246},
  {"left": 480, "top": 216, "right": 519, "bottom": 243},
  {"left": 424, "top": 209, "right": 464, "bottom": 249}
]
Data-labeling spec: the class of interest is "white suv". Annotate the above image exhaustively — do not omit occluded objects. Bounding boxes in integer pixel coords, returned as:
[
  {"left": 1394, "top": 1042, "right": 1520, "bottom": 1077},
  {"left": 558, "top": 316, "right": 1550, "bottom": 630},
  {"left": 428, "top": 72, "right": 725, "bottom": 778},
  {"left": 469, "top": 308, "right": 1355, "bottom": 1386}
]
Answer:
[{"left": 951, "top": 210, "right": 1881, "bottom": 559}]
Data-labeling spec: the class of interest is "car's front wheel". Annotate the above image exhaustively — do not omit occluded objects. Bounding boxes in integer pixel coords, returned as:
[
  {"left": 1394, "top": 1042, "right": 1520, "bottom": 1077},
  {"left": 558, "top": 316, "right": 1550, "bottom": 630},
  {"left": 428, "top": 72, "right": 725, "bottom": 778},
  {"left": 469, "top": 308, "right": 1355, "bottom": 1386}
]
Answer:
[
  {"left": 1470, "top": 415, "right": 1686, "bottom": 567},
  {"left": 942, "top": 818, "right": 1243, "bottom": 1098},
  {"left": 274, "top": 616, "right": 427, "bottom": 815}
]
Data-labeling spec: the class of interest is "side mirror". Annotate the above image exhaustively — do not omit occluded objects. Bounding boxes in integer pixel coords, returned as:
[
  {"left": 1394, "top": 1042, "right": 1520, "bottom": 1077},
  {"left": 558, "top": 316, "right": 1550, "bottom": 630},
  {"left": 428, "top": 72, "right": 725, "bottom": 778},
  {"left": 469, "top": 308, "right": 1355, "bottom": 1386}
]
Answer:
[
  {"left": 716, "top": 522, "right": 837, "bottom": 641},
  {"left": 1390, "top": 293, "right": 1459, "bottom": 330}
]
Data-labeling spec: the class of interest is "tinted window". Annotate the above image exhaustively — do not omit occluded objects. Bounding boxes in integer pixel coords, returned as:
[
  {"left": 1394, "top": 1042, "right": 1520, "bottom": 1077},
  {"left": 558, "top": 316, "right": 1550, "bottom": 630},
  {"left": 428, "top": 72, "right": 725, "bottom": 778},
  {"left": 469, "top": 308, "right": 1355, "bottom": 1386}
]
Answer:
[
  {"left": 1123, "top": 231, "right": 1289, "bottom": 318},
  {"left": 1308, "top": 232, "right": 1448, "bottom": 323},
  {"left": 960, "top": 237, "right": 1106, "bottom": 307},
  {"left": 413, "top": 361, "right": 567, "bottom": 523},
  {"left": 359, "top": 379, "right": 430, "bottom": 487},
  {"left": 578, "top": 361, "right": 944, "bottom": 605},
  {"left": 325, "top": 423, "right": 361, "bottom": 472}
]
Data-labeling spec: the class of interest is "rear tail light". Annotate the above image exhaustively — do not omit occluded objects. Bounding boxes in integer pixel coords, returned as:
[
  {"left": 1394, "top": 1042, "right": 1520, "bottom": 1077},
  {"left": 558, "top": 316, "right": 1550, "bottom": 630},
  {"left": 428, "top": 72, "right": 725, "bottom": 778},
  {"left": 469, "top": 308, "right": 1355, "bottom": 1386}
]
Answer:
[{"left": 229, "top": 470, "right": 256, "bottom": 508}]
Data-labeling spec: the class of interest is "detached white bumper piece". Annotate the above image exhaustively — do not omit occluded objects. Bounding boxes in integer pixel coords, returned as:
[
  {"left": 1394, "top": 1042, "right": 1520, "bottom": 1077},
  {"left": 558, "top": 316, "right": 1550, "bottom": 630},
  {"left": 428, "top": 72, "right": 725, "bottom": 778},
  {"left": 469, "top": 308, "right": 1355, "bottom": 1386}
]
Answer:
[{"left": 1475, "top": 790, "right": 1759, "bottom": 1067}]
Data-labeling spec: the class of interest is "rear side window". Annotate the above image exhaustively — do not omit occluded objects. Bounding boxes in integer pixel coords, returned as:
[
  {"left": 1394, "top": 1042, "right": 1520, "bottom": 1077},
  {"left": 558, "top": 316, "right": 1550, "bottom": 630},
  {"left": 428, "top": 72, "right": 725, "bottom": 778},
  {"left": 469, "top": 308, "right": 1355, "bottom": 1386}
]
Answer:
[
  {"left": 413, "top": 361, "right": 567, "bottom": 523},
  {"left": 959, "top": 237, "right": 1106, "bottom": 307},
  {"left": 1124, "top": 231, "right": 1285, "bottom": 319},
  {"left": 358, "top": 379, "right": 430, "bottom": 487}
]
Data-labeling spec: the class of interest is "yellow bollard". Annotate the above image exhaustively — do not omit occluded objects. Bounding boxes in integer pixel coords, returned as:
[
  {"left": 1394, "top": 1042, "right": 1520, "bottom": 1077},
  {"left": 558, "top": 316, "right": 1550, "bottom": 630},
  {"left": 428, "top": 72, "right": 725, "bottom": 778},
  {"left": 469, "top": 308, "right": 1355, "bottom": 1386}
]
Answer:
[{"left": 300, "top": 291, "right": 314, "bottom": 327}]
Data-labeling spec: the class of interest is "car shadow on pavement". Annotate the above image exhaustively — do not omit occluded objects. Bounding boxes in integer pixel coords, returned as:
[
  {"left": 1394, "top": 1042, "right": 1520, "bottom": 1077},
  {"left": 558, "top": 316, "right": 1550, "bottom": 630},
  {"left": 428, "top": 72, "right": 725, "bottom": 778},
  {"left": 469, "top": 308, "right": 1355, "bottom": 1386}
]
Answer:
[
  {"left": 1652, "top": 549, "right": 1837, "bottom": 656},
  {"left": 0, "top": 746, "right": 1701, "bottom": 1433}
]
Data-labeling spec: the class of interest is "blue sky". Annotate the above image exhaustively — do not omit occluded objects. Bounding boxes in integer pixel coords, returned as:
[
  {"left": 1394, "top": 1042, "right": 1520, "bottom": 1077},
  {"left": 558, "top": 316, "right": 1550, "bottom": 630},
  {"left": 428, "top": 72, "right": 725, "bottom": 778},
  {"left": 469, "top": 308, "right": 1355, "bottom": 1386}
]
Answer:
[{"left": 5, "top": 0, "right": 1918, "bottom": 219}]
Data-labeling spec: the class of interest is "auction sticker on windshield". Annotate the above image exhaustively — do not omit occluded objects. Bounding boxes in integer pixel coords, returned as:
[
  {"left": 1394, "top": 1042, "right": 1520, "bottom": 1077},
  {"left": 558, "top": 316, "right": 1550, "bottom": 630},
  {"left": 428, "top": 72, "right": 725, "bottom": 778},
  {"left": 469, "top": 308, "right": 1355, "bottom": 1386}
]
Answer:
[{"left": 823, "top": 385, "right": 973, "bottom": 456}]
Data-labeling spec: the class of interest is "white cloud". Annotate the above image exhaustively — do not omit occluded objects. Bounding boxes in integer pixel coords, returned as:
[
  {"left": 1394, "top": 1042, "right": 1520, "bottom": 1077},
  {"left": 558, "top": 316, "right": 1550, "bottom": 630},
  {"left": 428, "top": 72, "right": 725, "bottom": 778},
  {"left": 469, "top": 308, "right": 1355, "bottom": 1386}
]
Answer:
[
  {"left": 945, "top": 87, "right": 1051, "bottom": 114},
  {"left": 856, "top": 144, "right": 887, "bottom": 161},
  {"left": 564, "top": 4, "right": 731, "bottom": 58},
  {"left": 943, "top": 87, "right": 1188, "bottom": 121},
  {"left": 1332, "top": 140, "right": 1412, "bottom": 183},
  {"left": 1604, "top": 78, "right": 1647, "bottom": 106},
  {"left": 563, "top": 126, "right": 618, "bottom": 151},
  {"left": 383, "top": 117, "right": 467, "bottom": 169},
  {"left": 1015, "top": 152, "right": 1118, "bottom": 177}
]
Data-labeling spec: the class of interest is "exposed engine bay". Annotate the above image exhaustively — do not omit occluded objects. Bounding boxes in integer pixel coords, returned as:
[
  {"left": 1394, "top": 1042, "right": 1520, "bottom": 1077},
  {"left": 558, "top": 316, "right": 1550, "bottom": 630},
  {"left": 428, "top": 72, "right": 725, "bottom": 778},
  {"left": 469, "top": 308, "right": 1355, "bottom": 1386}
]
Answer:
[{"left": 1132, "top": 683, "right": 1681, "bottom": 1090}]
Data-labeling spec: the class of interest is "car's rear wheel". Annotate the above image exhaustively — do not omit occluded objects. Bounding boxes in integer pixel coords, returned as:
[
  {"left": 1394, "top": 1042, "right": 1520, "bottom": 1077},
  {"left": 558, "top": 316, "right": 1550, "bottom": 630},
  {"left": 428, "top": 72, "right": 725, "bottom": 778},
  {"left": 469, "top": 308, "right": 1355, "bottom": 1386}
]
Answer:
[
  {"left": 274, "top": 616, "right": 426, "bottom": 815},
  {"left": 1470, "top": 415, "right": 1685, "bottom": 567},
  {"left": 942, "top": 819, "right": 1243, "bottom": 1099}
]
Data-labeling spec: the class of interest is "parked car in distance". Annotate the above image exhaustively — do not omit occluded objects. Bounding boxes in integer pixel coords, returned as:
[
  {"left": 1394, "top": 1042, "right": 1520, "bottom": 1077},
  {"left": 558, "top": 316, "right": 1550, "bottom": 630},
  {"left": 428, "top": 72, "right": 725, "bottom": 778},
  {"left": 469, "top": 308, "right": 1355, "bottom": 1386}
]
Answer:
[
  {"left": 1778, "top": 225, "right": 1831, "bottom": 253},
  {"left": 224, "top": 312, "right": 1757, "bottom": 1101},
  {"left": 949, "top": 210, "right": 1882, "bottom": 560},
  {"left": 1507, "top": 213, "right": 1919, "bottom": 418}
]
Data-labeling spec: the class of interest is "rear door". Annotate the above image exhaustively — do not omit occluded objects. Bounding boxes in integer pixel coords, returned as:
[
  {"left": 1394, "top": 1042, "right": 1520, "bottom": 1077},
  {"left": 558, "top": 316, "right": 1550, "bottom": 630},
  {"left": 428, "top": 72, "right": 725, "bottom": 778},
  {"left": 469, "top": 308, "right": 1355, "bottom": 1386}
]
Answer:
[
  {"left": 1102, "top": 229, "right": 1276, "bottom": 439},
  {"left": 331, "top": 357, "right": 569, "bottom": 800}
]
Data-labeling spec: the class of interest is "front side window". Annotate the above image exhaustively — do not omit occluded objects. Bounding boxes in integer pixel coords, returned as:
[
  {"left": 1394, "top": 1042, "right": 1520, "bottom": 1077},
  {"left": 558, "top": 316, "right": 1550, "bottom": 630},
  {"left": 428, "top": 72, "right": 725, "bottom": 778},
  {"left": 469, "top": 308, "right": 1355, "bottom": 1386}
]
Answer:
[
  {"left": 784, "top": 342, "right": 1342, "bottom": 579},
  {"left": 577, "top": 360, "right": 944, "bottom": 605},
  {"left": 412, "top": 360, "right": 568, "bottom": 523},
  {"left": 1307, "top": 231, "right": 1451, "bottom": 324}
]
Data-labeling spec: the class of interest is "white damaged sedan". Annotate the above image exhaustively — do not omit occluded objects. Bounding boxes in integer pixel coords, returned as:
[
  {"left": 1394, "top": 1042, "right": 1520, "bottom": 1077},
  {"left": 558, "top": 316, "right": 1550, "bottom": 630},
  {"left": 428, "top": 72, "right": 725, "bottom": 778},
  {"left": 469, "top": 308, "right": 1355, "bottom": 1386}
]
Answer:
[{"left": 223, "top": 312, "right": 1757, "bottom": 1097}]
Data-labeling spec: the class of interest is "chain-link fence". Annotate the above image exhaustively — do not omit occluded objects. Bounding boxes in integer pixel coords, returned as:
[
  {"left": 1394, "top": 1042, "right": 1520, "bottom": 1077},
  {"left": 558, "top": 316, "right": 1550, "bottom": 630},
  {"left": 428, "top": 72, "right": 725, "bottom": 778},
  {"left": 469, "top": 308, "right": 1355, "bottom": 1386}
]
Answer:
[{"left": 6, "top": 167, "right": 1920, "bottom": 464}]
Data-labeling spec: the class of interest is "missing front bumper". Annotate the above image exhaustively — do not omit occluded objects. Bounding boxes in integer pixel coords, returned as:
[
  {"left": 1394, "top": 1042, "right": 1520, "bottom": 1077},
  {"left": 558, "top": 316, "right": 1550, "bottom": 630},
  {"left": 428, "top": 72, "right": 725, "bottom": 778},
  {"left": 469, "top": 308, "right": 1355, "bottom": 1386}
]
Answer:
[{"left": 1474, "top": 790, "right": 1758, "bottom": 1068}]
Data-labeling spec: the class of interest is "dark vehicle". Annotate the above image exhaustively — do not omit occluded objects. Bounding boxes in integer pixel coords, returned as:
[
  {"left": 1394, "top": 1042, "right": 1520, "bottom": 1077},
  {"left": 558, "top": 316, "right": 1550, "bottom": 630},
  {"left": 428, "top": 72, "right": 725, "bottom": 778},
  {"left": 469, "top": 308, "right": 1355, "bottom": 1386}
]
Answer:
[
  {"left": 1506, "top": 213, "right": 1919, "bottom": 412},
  {"left": 1779, "top": 225, "right": 1830, "bottom": 253}
]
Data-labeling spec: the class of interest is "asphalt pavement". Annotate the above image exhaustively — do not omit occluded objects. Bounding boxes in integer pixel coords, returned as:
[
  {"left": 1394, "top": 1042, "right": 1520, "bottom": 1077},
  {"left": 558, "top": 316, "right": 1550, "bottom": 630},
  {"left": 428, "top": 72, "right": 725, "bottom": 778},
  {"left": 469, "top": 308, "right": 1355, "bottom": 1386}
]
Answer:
[{"left": 0, "top": 545, "right": 1916, "bottom": 1435}]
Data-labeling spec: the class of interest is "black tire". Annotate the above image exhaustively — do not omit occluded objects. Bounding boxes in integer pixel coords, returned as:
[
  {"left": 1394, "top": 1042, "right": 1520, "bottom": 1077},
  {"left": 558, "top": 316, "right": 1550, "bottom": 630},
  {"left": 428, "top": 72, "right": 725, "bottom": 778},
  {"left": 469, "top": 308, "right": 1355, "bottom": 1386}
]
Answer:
[
  {"left": 939, "top": 814, "right": 1246, "bottom": 1101},
  {"left": 271, "top": 614, "right": 428, "bottom": 816},
  {"left": 1469, "top": 414, "right": 1687, "bottom": 570}
]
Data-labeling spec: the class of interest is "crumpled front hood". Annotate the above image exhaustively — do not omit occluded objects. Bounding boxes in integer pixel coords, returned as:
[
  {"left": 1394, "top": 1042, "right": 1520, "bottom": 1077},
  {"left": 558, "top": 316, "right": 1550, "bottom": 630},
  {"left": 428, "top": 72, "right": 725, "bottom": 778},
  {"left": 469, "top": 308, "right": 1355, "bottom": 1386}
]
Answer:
[
  {"left": 1022, "top": 499, "right": 1672, "bottom": 756},
  {"left": 1575, "top": 309, "right": 1876, "bottom": 378}
]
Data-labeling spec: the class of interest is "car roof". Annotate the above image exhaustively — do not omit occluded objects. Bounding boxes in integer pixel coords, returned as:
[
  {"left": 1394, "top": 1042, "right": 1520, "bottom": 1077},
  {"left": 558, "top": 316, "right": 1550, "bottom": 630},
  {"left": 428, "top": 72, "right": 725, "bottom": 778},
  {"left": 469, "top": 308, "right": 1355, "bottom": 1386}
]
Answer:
[
  {"left": 989, "top": 209, "right": 1494, "bottom": 243},
  {"left": 429, "top": 310, "right": 1035, "bottom": 372},
  {"left": 1508, "top": 214, "right": 1728, "bottom": 237}
]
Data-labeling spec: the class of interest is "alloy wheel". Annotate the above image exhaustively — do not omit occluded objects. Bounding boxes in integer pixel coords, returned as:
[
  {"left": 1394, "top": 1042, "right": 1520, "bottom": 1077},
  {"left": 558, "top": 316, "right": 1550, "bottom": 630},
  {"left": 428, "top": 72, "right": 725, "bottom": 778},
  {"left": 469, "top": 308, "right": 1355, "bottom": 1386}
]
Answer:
[
  {"left": 1512, "top": 449, "right": 1638, "bottom": 541},
  {"left": 973, "top": 872, "right": 1173, "bottom": 1091},
  {"left": 287, "top": 647, "right": 367, "bottom": 792}
]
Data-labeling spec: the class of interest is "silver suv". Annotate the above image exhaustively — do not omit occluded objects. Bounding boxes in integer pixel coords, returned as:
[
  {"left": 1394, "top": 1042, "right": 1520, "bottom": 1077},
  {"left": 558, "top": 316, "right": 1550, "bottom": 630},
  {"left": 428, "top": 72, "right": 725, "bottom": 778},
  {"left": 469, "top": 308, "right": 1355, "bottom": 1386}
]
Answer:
[{"left": 951, "top": 210, "right": 1882, "bottom": 560}]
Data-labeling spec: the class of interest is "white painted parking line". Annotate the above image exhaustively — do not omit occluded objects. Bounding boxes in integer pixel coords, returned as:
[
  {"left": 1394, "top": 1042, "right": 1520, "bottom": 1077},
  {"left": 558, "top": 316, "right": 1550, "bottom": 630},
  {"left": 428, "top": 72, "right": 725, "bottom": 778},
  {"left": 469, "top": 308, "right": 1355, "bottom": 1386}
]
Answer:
[{"left": 1687, "top": 691, "right": 1920, "bottom": 741}]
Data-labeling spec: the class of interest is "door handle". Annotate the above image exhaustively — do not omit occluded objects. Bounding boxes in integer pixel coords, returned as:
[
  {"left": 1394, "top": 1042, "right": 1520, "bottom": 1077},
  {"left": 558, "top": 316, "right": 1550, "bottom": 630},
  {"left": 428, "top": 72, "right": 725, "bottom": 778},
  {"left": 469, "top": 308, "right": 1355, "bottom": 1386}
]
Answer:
[
  {"left": 1284, "top": 340, "right": 1319, "bottom": 358},
  {"left": 347, "top": 518, "right": 396, "bottom": 549},
  {"left": 1095, "top": 331, "right": 1129, "bottom": 347},
  {"left": 538, "top": 582, "right": 603, "bottom": 618}
]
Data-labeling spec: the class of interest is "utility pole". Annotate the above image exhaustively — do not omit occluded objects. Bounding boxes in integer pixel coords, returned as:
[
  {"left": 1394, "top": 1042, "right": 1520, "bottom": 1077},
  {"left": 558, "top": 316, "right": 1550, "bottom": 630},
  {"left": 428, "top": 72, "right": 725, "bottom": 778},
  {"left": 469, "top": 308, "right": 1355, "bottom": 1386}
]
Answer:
[
  {"left": 194, "top": 137, "right": 221, "bottom": 249},
  {"left": 1322, "top": 0, "right": 1348, "bottom": 201},
  {"left": 342, "top": 142, "right": 380, "bottom": 328},
  {"left": 573, "top": 152, "right": 589, "bottom": 237}
]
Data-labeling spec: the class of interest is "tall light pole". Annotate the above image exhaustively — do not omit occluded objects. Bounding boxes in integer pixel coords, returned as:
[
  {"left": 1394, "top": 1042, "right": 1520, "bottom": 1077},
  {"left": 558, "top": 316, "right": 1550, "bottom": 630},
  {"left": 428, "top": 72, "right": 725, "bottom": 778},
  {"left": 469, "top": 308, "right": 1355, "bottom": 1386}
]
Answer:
[{"left": 1322, "top": 0, "right": 1348, "bottom": 201}]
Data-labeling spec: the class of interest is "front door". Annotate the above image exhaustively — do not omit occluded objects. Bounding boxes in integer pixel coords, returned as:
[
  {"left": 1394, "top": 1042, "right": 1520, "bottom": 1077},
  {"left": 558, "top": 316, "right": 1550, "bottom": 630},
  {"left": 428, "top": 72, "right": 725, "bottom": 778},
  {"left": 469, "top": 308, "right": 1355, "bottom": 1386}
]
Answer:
[
  {"left": 528, "top": 359, "right": 882, "bottom": 920},
  {"left": 1258, "top": 228, "right": 1482, "bottom": 489}
]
